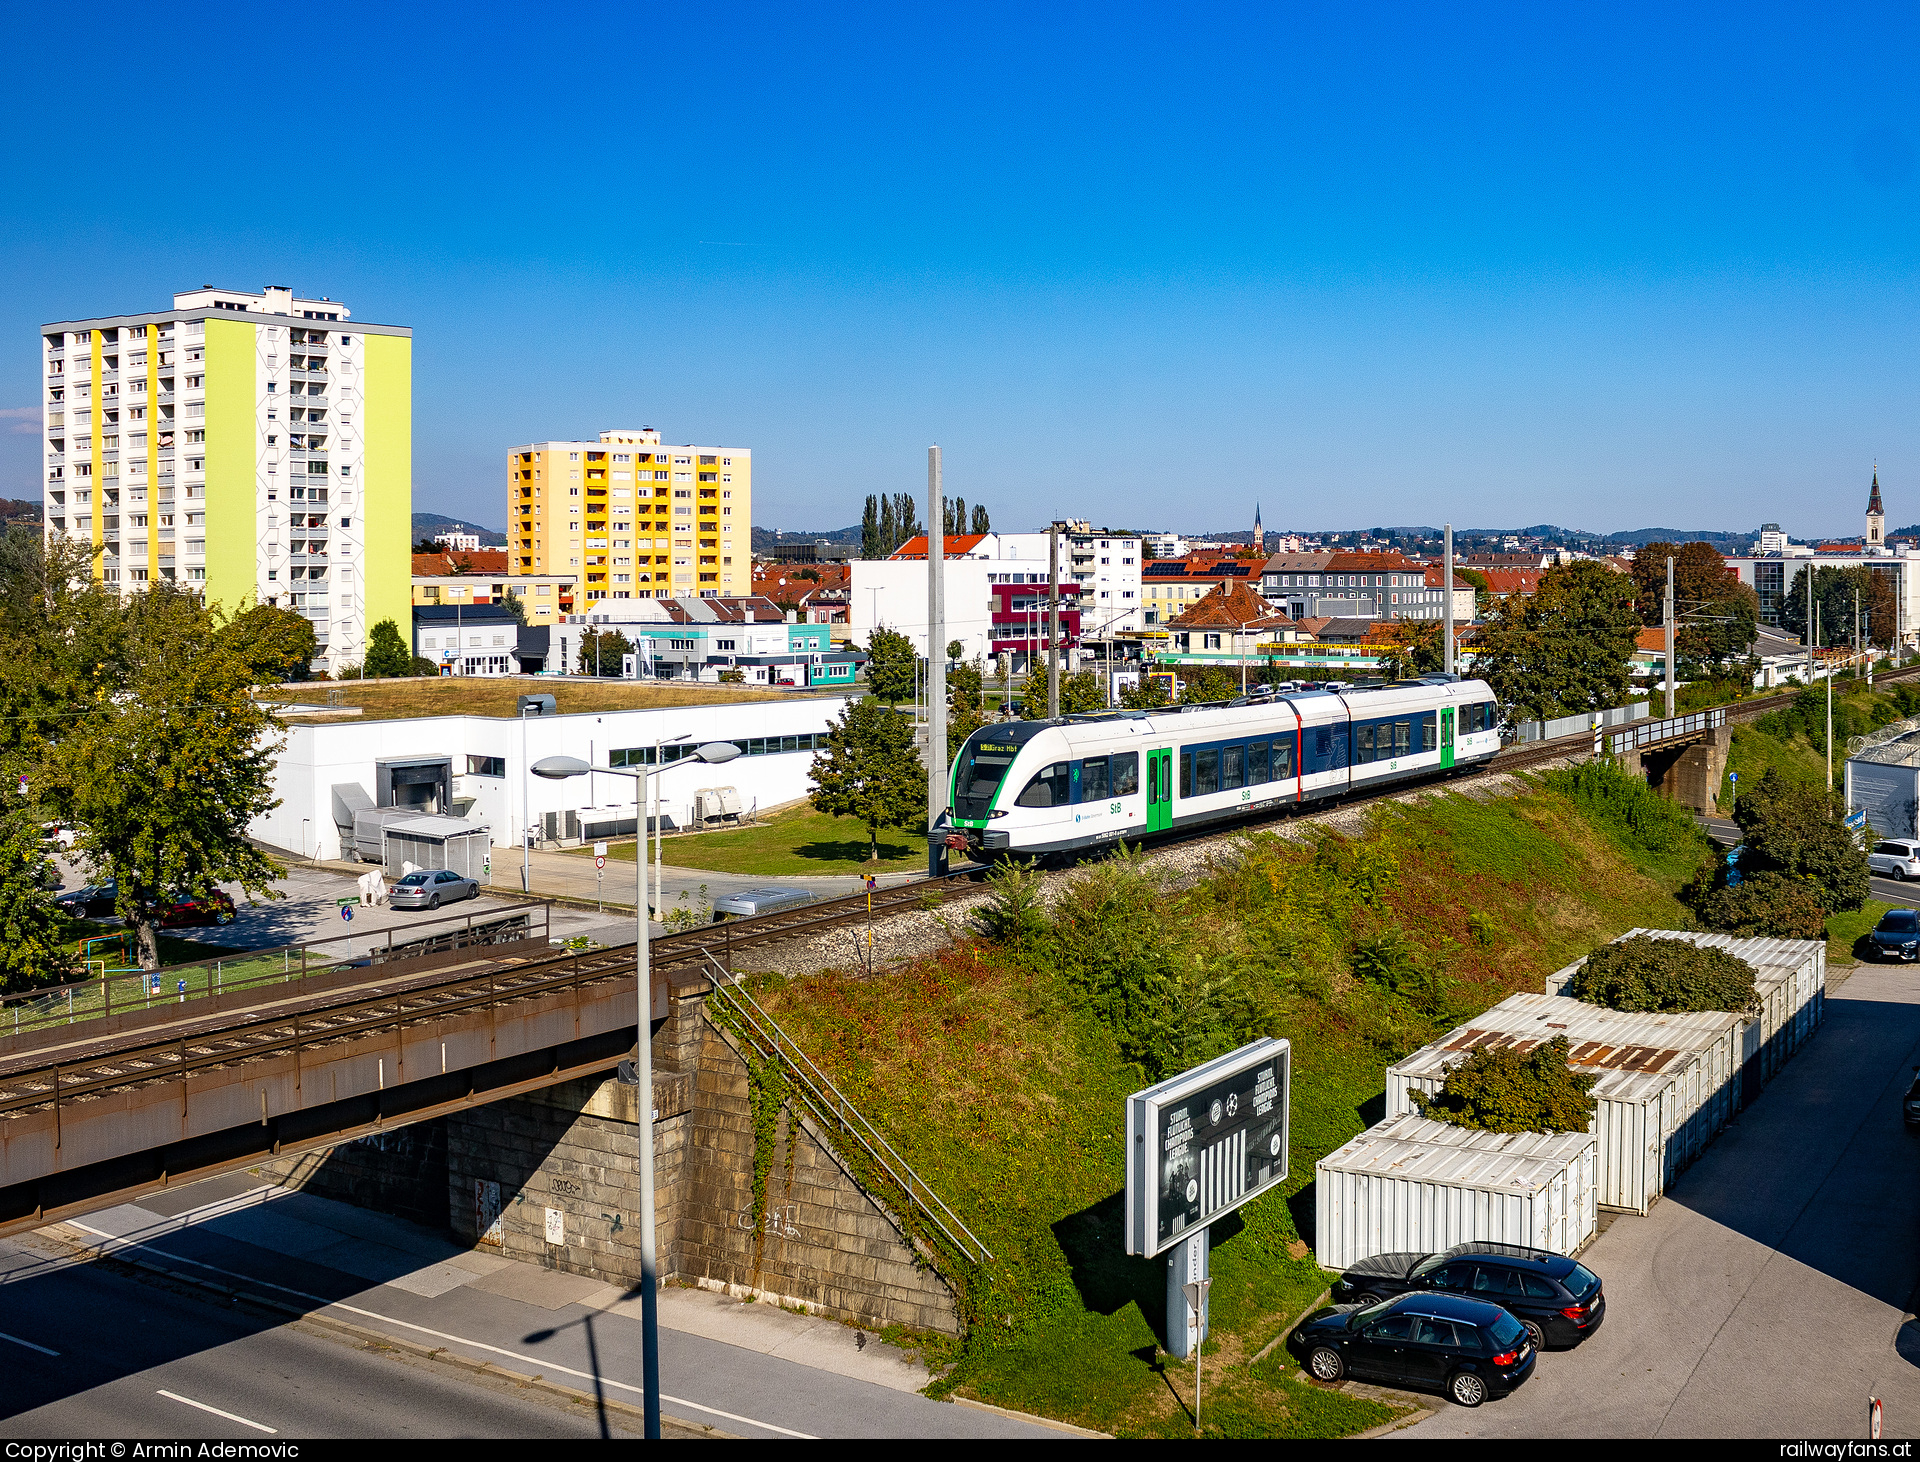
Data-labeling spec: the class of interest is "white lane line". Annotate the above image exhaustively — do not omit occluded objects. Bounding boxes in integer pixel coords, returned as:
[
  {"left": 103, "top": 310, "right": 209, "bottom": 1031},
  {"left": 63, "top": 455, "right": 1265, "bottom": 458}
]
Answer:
[
  {"left": 67, "top": 1222, "right": 812, "bottom": 1440},
  {"left": 157, "top": 1389, "right": 278, "bottom": 1433},
  {"left": 0, "top": 1329, "right": 58, "bottom": 1356}
]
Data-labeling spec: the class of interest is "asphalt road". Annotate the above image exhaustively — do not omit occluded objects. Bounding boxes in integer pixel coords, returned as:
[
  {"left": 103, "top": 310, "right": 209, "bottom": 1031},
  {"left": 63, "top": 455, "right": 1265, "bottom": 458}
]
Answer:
[
  {"left": 0, "top": 1174, "right": 1057, "bottom": 1442},
  {"left": 0, "top": 1239, "right": 637, "bottom": 1438},
  {"left": 1402, "top": 960, "right": 1920, "bottom": 1438}
]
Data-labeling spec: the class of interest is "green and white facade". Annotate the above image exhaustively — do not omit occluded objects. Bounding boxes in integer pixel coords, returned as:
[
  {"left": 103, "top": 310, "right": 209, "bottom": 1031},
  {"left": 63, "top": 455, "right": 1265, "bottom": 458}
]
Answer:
[{"left": 41, "top": 285, "right": 412, "bottom": 673}]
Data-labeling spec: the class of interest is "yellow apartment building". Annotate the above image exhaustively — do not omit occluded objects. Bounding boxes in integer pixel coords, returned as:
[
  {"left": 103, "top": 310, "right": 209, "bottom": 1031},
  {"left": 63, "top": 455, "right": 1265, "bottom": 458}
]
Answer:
[{"left": 507, "top": 427, "right": 750, "bottom": 607}]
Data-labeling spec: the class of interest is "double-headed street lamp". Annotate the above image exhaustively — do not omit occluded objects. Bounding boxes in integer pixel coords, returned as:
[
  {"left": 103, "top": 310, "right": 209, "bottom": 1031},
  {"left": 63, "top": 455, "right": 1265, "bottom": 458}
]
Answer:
[{"left": 531, "top": 739, "right": 741, "bottom": 1441}]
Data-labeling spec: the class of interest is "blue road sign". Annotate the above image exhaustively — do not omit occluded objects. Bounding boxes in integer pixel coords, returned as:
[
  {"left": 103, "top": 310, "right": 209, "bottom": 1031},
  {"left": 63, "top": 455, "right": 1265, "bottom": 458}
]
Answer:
[{"left": 341, "top": 905, "right": 354, "bottom": 922}]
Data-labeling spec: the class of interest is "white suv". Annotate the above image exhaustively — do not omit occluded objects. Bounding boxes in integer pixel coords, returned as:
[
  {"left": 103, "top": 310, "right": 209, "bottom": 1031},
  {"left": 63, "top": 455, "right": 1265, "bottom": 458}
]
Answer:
[{"left": 1869, "top": 840, "right": 1920, "bottom": 880}]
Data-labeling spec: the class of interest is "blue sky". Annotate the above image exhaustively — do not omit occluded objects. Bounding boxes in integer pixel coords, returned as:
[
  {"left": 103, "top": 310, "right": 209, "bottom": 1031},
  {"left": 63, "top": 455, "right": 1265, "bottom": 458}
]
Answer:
[{"left": 6, "top": 1, "right": 1920, "bottom": 539}]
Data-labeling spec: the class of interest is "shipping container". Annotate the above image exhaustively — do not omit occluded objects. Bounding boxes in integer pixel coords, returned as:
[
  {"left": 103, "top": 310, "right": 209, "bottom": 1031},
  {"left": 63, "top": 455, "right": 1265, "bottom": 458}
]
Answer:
[
  {"left": 1542, "top": 931, "right": 1825, "bottom": 1106},
  {"left": 1387, "top": 993, "right": 1747, "bottom": 1215},
  {"left": 1314, "top": 1113, "right": 1598, "bottom": 1271}
]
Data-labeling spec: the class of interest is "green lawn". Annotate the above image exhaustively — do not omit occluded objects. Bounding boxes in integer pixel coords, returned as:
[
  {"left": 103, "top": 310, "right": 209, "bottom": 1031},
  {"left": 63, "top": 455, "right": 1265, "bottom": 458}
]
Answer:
[
  {"left": 582, "top": 806, "right": 925, "bottom": 876},
  {"left": 742, "top": 776, "right": 1700, "bottom": 1436}
]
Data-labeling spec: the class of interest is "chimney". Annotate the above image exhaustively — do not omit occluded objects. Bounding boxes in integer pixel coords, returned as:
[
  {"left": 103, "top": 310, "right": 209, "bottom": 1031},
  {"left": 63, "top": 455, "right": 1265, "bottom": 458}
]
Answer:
[
  {"left": 786, "top": 609, "right": 797, "bottom": 623},
  {"left": 743, "top": 605, "right": 754, "bottom": 623}
]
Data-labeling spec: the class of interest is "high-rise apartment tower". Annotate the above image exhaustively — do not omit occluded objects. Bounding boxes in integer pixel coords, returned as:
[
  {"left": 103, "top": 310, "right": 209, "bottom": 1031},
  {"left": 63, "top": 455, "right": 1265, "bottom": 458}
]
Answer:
[
  {"left": 507, "top": 429, "right": 750, "bottom": 603},
  {"left": 39, "top": 284, "right": 412, "bottom": 673}
]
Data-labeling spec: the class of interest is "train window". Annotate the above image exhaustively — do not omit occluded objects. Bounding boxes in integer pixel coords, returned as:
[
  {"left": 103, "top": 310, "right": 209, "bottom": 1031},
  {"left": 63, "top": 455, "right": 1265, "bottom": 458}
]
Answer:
[
  {"left": 1356, "top": 725, "right": 1375, "bottom": 765},
  {"left": 1222, "top": 744, "right": 1244, "bottom": 790},
  {"left": 1249, "top": 740, "right": 1268, "bottom": 783},
  {"left": 1275, "top": 736, "right": 1295, "bottom": 779},
  {"left": 956, "top": 743, "right": 1019, "bottom": 816},
  {"left": 1015, "top": 762, "right": 1071, "bottom": 808},
  {"left": 1195, "top": 748, "right": 1219, "bottom": 796},
  {"left": 1112, "top": 752, "right": 1139, "bottom": 795},
  {"left": 1422, "top": 715, "right": 1437, "bottom": 752},
  {"left": 1079, "top": 756, "right": 1110, "bottom": 802},
  {"left": 1180, "top": 750, "right": 1192, "bottom": 797},
  {"left": 1393, "top": 721, "right": 1411, "bottom": 757}
]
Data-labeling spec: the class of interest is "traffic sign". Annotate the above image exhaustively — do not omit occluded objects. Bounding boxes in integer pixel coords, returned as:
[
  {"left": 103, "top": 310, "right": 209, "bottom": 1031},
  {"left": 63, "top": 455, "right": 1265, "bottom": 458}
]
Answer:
[
  {"left": 595, "top": 855, "right": 606, "bottom": 870},
  {"left": 593, "top": 842, "right": 608, "bottom": 857},
  {"left": 340, "top": 905, "right": 354, "bottom": 922}
]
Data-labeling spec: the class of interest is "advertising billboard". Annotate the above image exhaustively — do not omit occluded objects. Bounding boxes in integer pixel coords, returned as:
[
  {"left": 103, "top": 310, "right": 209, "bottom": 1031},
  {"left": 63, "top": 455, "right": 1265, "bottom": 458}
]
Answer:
[{"left": 1124, "top": 1037, "right": 1291, "bottom": 1258}]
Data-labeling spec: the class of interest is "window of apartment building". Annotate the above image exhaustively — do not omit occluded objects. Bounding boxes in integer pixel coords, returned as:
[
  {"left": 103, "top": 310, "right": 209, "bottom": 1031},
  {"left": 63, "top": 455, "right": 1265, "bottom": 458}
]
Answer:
[{"left": 466, "top": 755, "right": 507, "bottom": 777}]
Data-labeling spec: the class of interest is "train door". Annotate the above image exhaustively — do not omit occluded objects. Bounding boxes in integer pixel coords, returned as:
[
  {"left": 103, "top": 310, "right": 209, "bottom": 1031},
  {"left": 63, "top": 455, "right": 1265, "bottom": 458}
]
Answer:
[
  {"left": 1439, "top": 707, "right": 1455, "bottom": 769},
  {"left": 1146, "top": 749, "right": 1173, "bottom": 833}
]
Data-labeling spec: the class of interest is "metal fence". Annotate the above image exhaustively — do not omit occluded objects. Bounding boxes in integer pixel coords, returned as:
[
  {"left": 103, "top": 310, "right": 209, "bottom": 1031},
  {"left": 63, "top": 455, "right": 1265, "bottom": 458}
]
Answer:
[
  {"left": 1605, "top": 706, "right": 1727, "bottom": 756},
  {"left": 3, "top": 900, "right": 553, "bottom": 1041},
  {"left": 1515, "top": 701, "right": 1650, "bottom": 745}
]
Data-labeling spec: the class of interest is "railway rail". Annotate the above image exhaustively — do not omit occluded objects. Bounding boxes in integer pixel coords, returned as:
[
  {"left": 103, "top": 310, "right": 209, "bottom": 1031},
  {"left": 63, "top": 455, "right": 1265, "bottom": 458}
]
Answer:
[{"left": 2, "top": 664, "right": 1902, "bottom": 1120}]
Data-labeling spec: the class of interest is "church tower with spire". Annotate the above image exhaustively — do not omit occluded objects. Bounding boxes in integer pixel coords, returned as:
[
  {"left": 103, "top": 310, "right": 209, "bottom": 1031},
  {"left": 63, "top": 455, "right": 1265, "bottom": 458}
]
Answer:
[
  {"left": 1252, "top": 502, "right": 1264, "bottom": 553},
  {"left": 1868, "top": 466, "right": 1886, "bottom": 552}
]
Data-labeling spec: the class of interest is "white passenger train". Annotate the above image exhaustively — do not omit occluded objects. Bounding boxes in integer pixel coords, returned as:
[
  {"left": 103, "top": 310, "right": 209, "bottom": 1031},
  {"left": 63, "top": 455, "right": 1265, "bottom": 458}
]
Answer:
[{"left": 942, "top": 677, "right": 1502, "bottom": 859}]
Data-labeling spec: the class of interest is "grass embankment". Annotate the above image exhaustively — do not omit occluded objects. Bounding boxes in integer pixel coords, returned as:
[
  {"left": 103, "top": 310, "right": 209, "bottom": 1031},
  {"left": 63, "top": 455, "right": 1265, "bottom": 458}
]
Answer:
[
  {"left": 742, "top": 774, "right": 1705, "bottom": 1437},
  {"left": 585, "top": 805, "right": 923, "bottom": 877},
  {"left": 271, "top": 678, "right": 819, "bottom": 721}
]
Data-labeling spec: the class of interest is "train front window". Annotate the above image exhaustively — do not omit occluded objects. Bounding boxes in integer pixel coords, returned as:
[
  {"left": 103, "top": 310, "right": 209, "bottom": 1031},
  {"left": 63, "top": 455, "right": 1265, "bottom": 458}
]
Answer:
[
  {"left": 1015, "top": 762, "right": 1071, "bottom": 808},
  {"left": 956, "top": 741, "right": 1018, "bottom": 817}
]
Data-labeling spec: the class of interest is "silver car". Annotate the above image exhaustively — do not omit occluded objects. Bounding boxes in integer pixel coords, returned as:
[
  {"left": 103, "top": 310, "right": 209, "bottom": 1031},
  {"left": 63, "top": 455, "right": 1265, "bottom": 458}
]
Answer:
[
  {"left": 389, "top": 869, "right": 480, "bottom": 910},
  {"left": 1869, "top": 840, "right": 1920, "bottom": 881}
]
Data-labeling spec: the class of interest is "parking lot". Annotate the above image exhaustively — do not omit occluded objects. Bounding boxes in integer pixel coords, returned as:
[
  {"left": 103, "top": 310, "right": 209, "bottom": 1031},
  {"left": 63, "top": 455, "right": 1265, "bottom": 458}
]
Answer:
[{"left": 1402, "top": 961, "right": 1920, "bottom": 1439}]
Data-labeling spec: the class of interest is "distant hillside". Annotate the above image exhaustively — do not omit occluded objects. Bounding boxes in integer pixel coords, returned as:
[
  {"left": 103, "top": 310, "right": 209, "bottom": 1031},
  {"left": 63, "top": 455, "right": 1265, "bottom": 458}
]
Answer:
[
  {"left": 752, "top": 525, "right": 862, "bottom": 554},
  {"left": 413, "top": 512, "right": 505, "bottom": 546},
  {"left": 0, "top": 497, "right": 41, "bottom": 525}
]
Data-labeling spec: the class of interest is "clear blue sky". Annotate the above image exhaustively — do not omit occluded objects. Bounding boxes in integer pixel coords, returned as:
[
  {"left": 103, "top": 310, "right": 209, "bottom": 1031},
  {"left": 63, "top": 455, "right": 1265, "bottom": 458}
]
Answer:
[{"left": 6, "top": 1, "right": 1920, "bottom": 539}]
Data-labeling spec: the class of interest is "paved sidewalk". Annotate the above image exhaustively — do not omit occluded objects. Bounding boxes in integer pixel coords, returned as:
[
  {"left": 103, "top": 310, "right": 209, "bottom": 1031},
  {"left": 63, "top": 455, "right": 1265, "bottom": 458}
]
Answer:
[{"left": 22, "top": 1170, "right": 1053, "bottom": 1440}]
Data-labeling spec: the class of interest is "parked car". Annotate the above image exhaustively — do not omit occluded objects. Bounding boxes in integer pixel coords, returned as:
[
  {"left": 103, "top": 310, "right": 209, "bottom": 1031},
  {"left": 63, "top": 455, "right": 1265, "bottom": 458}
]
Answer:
[
  {"left": 1331, "top": 1242, "right": 1606, "bottom": 1351},
  {"left": 157, "top": 890, "right": 236, "bottom": 927},
  {"left": 711, "top": 887, "right": 817, "bottom": 921},
  {"left": 40, "top": 823, "right": 78, "bottom": 850},
  {"left": 389, "top": 869, "right": 480, "bottom": 910},
  {"left": 1869, "top": 840, "right": 1920, "bottom": 881},
  {"left": 1870, "top": 909, "right": 1920, "bottom": 962},
  {"left": 55, "top": 881, "right": 118, "bottom": 919},
  {"left": 1904, "top": 1068, "right": 1920, "bottom": 1130},
  {"left": 1288, "top": 1292, "right": 1535, "bottom": 1407}
]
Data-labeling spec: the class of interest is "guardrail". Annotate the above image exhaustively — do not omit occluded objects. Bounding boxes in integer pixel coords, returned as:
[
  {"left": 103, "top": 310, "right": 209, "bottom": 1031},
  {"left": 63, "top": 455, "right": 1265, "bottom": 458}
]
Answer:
[
  {"left": 702, "top": 954, "right": 993, "bottom": 1268},
  {"left": 1605, "top": 706, "right": 1727, "bottom": 756},
  {"left": 2, "top": 900, "right": 554, "bottom": 1039}
]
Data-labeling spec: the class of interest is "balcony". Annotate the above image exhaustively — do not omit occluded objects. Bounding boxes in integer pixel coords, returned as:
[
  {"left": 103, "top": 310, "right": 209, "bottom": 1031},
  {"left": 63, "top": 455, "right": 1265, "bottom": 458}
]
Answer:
[
  {"left": 156, "top": 392, "right": 174, "bottom": 404},
  {"left": 46, "top": 451, "right": 64, "bottom": 465},
  {"left": 99, "top": 370, "right": 118, "bottom": 383}
]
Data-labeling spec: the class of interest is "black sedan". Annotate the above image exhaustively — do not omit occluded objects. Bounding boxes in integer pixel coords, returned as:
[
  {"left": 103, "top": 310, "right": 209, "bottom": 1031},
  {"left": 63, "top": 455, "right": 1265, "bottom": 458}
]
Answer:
[
  {"left": 1869, "top": 909, "right": 1920, "bottom": 962},
  {"left": 54, "top": 881, "right": 118, "bottom": 919},
  {"left": 1332, "top": 1242, "right": 1605, "bottom": 1351},
  {"left": 1288, "top": 1292, "right": 1534, "bottom": 1408},
  {"left": 1904, "top": 1069, "right": 1920, "bottom": 1130}
]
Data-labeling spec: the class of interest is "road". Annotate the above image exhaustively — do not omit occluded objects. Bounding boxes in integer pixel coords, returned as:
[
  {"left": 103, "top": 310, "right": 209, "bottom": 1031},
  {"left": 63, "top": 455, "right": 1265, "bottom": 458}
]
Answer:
[
  {"left": 1402, "top": 960, "right": 1920, "bottom": 1438},
  {"left": 0, "top": 1172, "right": 1059, "bottom": 1442}
]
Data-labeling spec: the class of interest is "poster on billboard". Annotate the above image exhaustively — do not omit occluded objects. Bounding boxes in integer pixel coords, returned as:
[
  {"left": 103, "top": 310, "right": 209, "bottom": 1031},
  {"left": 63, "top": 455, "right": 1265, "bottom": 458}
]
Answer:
[{"left": 1124, "top": 1037, "right": 1290, "bottom": 1258}]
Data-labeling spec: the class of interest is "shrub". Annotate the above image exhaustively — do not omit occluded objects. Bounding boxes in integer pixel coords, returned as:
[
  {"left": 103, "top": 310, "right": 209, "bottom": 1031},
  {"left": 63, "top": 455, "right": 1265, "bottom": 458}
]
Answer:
[
  {"left": 1732, "top": 768, "right": 1868, "bottom": 912},
  {"left": 1685, "top": 869, "right": 1827, "bottom": 940},
  {"left": 1546, "top": 757, "right": 1709, "bottom": 862},
  {"left": 409, "top": 656, "right": 441, "bottom": 678},
  {"left": 1410, "top": 1035, "right": 1598, "bottom": 1134},
  {"left": 1571, "top": 934, "right": 1760, "bottom": 1014}
]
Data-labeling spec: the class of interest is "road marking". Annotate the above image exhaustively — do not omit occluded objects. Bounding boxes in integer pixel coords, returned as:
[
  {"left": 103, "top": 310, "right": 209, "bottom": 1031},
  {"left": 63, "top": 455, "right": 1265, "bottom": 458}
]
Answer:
[
  {"left": 157, "top": 1389, "right": 277, "bottom": 1433},
  {"left": 0, "top": 1329, "right": 58, "bottom": 1356},
  {"left": 67, "top": 1222, "right": 813, "bottom": 1439}
]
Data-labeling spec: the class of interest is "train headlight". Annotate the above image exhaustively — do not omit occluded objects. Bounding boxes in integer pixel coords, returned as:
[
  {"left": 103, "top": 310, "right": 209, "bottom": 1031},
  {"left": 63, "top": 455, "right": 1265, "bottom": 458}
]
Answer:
[{"left": 988, "top": 810, "right": 1008, "bottom": 819}]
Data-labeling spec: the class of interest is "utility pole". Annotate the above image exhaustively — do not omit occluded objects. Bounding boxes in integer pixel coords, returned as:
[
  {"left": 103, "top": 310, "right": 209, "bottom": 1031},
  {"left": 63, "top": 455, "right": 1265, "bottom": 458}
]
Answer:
[
  {"left": 1047, "top": 527, "right": 1064, "bottom": 717},
  {"left": 1806, "top": 566, "right": 1815, "bottom": 682},
  {"left": 1664, "top": 555, "right": 1676, "bottom": 717},
  {"left": 1822, "top": 600, "right": 1833, "bottom": 791},
  {"left": 1442, "top": 523, "right": 1455, "bottom": 677},
  {"left": 926, "top": 446, "right": 948, "bottom": 877}
]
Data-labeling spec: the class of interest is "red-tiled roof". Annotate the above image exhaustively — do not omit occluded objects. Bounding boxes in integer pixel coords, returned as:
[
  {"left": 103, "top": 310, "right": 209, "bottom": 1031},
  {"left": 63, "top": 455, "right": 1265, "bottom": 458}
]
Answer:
[
  {"left": 888, "top": 534, "right": 988, "bottom": 560},
  {"left": 1166, "top": 581, "right": 1293, "bottom": 630},
  {"left": 1325, "top": 551, "right": 1420, "bottom": 571},
  {"left": 1478, "top": 568, "right": 1543, "bottom": 595},
  {"left": 412, "top": 550, "right": 509, "bottom": 576}
]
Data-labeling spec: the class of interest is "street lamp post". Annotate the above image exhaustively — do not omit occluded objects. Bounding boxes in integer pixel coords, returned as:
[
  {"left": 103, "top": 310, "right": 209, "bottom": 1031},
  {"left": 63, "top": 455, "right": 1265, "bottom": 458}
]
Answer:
[{"left": 531, "top": 740, "right": 742, "bottom": 1442}]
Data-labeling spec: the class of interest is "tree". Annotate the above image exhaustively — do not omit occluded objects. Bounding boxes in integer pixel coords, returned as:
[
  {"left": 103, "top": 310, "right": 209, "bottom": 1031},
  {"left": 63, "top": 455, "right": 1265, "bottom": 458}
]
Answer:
[
  {"left": 46, "top": 583, "right": 287, "bottom": 971},
  {"left": 892, "top": 492, "right": 922, "bottom": 551},
  {"left": 227, "top": 604, "right": 317, "bottom": 684},
  {"left": 0, "top": 807, "right": 77, "bottom": 994},
  {"left": 364, "top": 618, "right": 413, "bottom": 678},
  {"left": 1686, "top": 870, "right": 1828, "bottom": 941},
  {"left": 864, "top": 623, "right": 917, "bottom": 705},
  {"left": 412, "top": 537, "right": 443, "bottom": 553},
  {"left": 1181, "top": 665, "right": 1239, "bottom": 703},
  {"left": 879, "top": 495, "right": 898, "bottom": 557},
  {"left": 862, "top": 495, "right": 881, "bottom": 560},
  {"left": 808, "top": 697, "right": 925, "bottom": 860},
  {"left": 1472, "top": 560, "right": 1641, "bottom": 725},
  {"left": 0, "top": 527, "right": 125, "bottom": 783},
  {"left": 971, "top": 504, "right": 991, "bottom": 534},
  {"left": 1572, "top": 934, "right": 1761, "bottom": 1014},
  {"left": 1731, "top": 767, "right": 1869, "bottom": 911},
  {"left": 1409, "top": 1035, "right": 1599, "bottom": 1134},
  {"left": 947, "top": 659, "right": 991, "bottom": 758},
  {"left": 577, "top": 628, "right": 633, "bottom": 676},
  {"left": 1120, "top": 675, "right": 1172, "bottom": 710},
  {"left": 946, "top": 639, "right": 964, "bottom": 662},
  {"left": 500, "top": 590, "right": 528, "bottom": 627},
  {"left": 410, "top": 656, "right": 442, "bottom": 678},
  {"left": 1630, "top": 541, "right": 1759, "bottom": 673},
  {"left": 1373, "top": 620, "right": 1444, "bottom": 680},
  {"left": 1780, "top": 563, "right": 1897, "bottom": 649},
  {"left": 1022, "top": 669, "right": 1104, "bottom": 718}
]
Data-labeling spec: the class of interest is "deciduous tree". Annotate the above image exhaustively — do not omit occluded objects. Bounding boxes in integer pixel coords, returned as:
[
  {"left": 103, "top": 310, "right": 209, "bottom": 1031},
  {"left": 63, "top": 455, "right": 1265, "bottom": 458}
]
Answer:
[
  {"left": 577, "top": 628, "right": 633, "bottom": 676},
  {"left": 863, "top": 623, "right": 917, "bottom": 705},
  {"left": 364, "top": 618, "right": 413, "bottom": 678},
  {"left": 1731, "top": 767, "right": 1869, "bottom": 911},
  {"left": 0, "top": 807, "right": 75, "bottom": 994},
  {"left": 808, "top": 697, "right": 924, "bottom": 861},
  {"left": 1373, "top": 620, "right": 1444, "bottom": 680},
  {"left": 1472, "top": 560, "right": 1641, "bottom": 725},
  {"left": 1780, "top": 563, "right": 1897, "bottom": 649}
]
